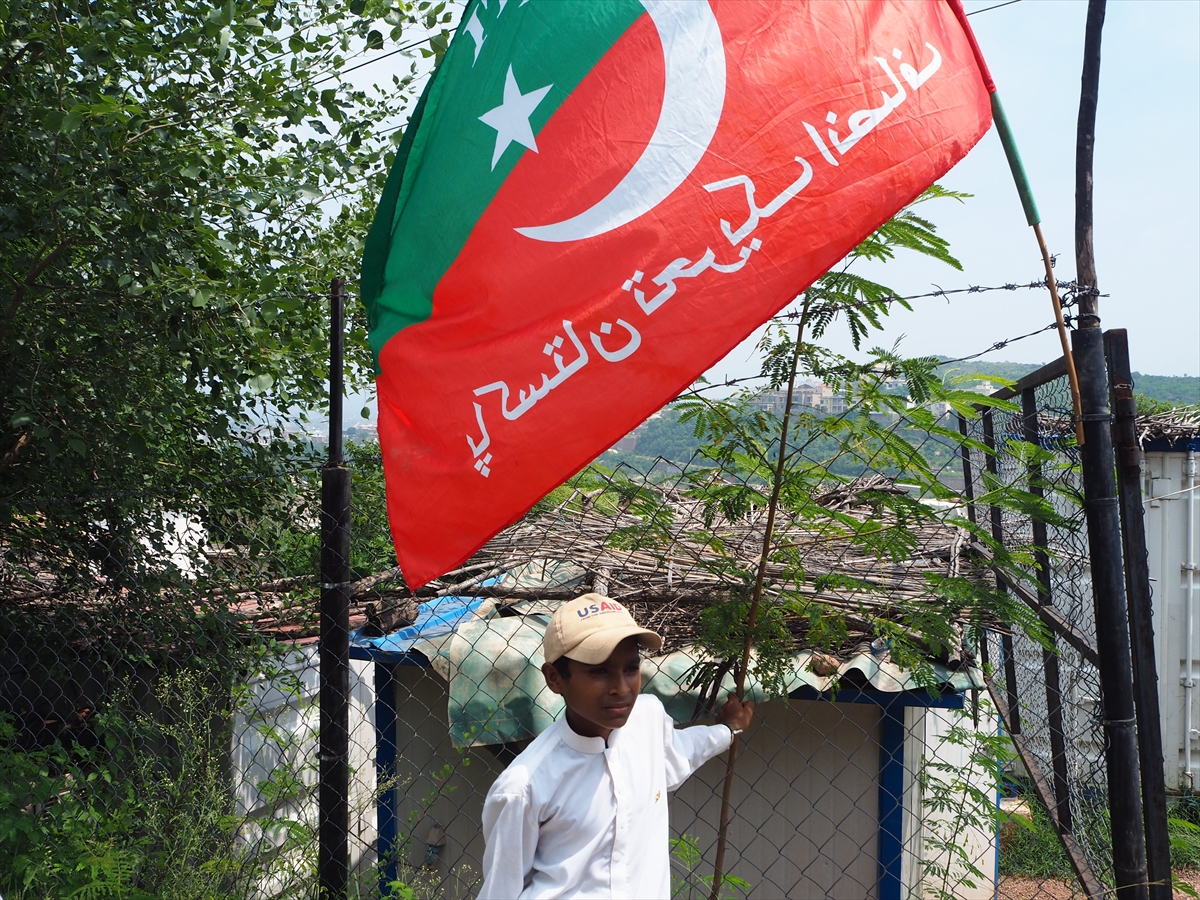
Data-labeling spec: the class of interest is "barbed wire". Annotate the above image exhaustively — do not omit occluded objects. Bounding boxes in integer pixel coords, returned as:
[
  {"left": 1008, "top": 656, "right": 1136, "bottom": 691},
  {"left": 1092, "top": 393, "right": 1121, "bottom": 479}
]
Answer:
[
  {"left": 966, "top": 0, "right": 1024, "bottom": 15},
  {"left": 683, "top": 317, "right": 1072, "bottom": 399},
  {"left": 769, "top": 277, "right": 1104, "bottom": 324},
  {"left": 937, "top": 319, "right": 1069, "bottom": 368},
  {"left": 676, "top": 275, "right": 1103, "bottom": 397},
  {"left": 12, "top": 275, "right": 1096, "bottom": 503}
]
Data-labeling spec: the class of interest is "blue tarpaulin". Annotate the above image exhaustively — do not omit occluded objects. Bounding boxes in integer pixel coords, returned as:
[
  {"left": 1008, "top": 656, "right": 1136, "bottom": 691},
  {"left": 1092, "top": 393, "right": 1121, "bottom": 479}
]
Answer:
[{"left": 348, "top": 595, "right": 491, "bottom": 663}]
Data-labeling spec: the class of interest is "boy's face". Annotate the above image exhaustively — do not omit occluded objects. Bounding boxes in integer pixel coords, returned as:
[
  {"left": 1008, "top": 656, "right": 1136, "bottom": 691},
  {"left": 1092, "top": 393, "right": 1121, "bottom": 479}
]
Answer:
[{"left": 542, "top": 636, "right": 642, "bottom": 741}]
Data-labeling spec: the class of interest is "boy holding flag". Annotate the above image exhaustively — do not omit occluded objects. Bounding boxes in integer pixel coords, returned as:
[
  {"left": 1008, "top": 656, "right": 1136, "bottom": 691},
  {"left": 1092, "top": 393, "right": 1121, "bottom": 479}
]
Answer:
[{"left": 478, "top": 594, "right": 754, "bottom": 899}]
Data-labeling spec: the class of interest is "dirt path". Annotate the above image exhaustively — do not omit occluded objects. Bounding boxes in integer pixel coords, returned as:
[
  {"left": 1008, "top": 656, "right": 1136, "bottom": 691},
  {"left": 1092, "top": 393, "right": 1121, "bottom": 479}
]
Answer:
[
  {"left": 1000, "top": 871, "right": 1200, "bottom": 898},
  {"left": 998, "top": 876, "right": 1081, "bottom": 899}
]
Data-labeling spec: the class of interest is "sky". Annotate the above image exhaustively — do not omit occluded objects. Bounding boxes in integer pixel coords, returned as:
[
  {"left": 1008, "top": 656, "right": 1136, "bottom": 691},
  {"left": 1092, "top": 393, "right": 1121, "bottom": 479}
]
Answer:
[{"left": 342, "top": 0, "right": 1200, "bottom": 429}]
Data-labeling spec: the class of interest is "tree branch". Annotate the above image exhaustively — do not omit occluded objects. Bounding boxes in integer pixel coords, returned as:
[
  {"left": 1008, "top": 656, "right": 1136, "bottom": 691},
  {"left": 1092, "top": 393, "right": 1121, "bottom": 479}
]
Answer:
[{"left": 0, "top": 235, "right": 74, "bottom": 347}]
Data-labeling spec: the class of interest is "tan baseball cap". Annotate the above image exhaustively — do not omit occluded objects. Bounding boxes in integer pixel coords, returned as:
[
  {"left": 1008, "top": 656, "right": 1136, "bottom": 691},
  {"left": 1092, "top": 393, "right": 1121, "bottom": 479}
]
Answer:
[{"left": 542, "top": 594, "right": 663, "bottom": 665}]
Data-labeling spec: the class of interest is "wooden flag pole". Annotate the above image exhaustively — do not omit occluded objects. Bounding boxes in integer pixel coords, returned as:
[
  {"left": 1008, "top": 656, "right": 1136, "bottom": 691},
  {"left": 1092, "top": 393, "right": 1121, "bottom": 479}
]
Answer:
[
  {"left": 992, "top": 94, "right": 1086, "bottom": 446},
  {"left": 949, "top": 0, "right": 1086, "bottom": 445}
]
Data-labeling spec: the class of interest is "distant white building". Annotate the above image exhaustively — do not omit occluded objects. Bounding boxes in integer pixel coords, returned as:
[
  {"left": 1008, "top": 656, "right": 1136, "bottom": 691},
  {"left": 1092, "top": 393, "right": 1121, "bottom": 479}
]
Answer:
[{"left": 755, "top": 382, "right": 848, "bottom": 417}]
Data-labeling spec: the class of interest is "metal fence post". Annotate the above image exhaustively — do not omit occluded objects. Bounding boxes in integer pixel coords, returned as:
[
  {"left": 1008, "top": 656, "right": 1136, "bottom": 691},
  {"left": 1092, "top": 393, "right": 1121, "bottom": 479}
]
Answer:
[
  {"left": 957, "top": 413, "right": 990, "bottom": 673},
  {"left": 876, "top": 700, "right": 905, "bottom": 900},
  {"left": 1020, "top": 387, "right": 1074, "bottom": 832},
  {"left": 1072, "top": 323, "right": 1148, "bottom": 900},
  {"left": 320, "top": 277, "right": 351, "bottom": 899},
  {"left": 1105, "top": 328, "right": 1172, "bottom": 900},
  {"left": 375, "top": 661, "right": 400, "bottom": 897},
  {"left": 982, "top": 409, "right": 1021, "bottom": 733}
]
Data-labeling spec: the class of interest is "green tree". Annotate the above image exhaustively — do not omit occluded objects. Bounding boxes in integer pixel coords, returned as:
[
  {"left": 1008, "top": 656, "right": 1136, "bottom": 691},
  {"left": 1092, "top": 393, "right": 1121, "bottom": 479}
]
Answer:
[
  {"left": 599, "top": 187, "right": 1056, "bottom": 896},
  {"left": 0, "top": 0, "right": 454, "bottom": 560}
]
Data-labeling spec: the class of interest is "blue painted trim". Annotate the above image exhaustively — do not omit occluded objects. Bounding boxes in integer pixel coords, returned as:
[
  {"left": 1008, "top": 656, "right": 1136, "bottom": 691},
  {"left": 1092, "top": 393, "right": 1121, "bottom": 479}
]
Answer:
[
  {"left": 877, "top": 704, "right": 906, "bottom": 900},
  {"left": 994, "top": 714, "right": 1005, "bottom": 899},
  {"left": 1142, "top": 436, "right": 1200, "bottom": 452},
  {"left": 375, "top": 662, "right": 400, "bottom": 898},
  {"left": 789, "top": 684, "right": 966, "bottom": 709},
  {"left": 350, "top": 645, "right": 429, "bottom": 666}
]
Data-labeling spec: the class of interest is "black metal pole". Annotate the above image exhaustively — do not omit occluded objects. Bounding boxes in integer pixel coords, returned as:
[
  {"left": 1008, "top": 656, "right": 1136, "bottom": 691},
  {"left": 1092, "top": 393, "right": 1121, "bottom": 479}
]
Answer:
[
  {"left": 319, "top": 277, "right": 351, "bottom": 899},
  {"left": 1021, "top": 387, "right": 1074, "bottom": 833},
  {"left": 1106, "top": 329, "right": 1172, "bottom": 900},
  {"left": 957, "top": 413, "right": 989, "bottom": 672},
  {"left": 957, "top": 413, "right": 978, "bottom": 528},
  {"left": 1075, "top": 0, "right": 1105, "bottom": 319},
  {"left": 1074, "top": 325, "right": 1148, "bottom": 900},
  {"left": 1072, "top": 2, "right": 1149, "bottom": 895},
  {"left": 981, "top": 409, "right": 1021, "bottom": 733}
]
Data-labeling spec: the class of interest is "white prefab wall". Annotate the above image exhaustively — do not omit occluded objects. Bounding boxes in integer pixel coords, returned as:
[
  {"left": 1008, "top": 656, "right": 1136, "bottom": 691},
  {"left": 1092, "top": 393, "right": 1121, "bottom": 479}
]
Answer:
[
  {"left": 670, "top": 699, "right": 881, "bottom": 899},
  {"left": 1144, "top": 449, "right": 1200, "bottom": 792},
  {"left": 230, "top": 644, "right": 377, "bottom": 898},
  {"left": 900, "top": 705, "right": 999, "bottom": 900}
]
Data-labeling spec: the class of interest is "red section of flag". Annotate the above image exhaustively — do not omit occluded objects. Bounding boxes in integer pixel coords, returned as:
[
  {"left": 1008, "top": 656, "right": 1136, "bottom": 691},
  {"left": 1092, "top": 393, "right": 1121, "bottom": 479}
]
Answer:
[{"left": 379, "top": 0, "right": 991, "bottom": 588}]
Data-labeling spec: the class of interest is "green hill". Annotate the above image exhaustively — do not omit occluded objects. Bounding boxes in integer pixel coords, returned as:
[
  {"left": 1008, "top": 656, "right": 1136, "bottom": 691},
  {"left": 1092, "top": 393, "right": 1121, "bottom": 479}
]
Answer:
[
  {"left": 1130, "top": 373, "right": 1199, "bottom": 406},
  {"left": 937, "top": 359, "right": 1041, "bottom": 385},
  {"left": 938, "top": 358, "right": 1198, "bottom": 406}
]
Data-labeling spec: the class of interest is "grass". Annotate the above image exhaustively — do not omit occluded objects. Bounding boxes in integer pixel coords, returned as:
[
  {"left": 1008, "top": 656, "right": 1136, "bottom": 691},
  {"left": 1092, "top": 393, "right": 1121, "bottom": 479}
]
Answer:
[
  {"left": 1000, "top": 792, "right": 1200, "bottom": 882},
  {"left": 999, "top": 798, "right": 1072, "bottom": 880}
]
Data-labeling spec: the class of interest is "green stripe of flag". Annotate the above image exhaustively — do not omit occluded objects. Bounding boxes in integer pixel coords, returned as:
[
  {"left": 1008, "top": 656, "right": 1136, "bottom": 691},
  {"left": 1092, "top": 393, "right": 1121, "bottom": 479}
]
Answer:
[{"left": 361, "top": 0, "right": 645, "bottom": 363}]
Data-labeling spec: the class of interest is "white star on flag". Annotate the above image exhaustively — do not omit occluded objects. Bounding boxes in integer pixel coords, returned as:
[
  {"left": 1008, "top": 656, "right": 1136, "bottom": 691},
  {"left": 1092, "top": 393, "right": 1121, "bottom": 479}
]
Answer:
[{"left": 478, "top": 65, "right": 553, "bottom": 170}]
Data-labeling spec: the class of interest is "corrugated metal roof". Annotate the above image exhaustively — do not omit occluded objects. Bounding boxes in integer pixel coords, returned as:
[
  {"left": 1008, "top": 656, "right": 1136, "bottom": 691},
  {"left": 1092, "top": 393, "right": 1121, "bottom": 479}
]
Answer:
[{"left": 352, "top": 596, "right": 981, "bottom": 748}]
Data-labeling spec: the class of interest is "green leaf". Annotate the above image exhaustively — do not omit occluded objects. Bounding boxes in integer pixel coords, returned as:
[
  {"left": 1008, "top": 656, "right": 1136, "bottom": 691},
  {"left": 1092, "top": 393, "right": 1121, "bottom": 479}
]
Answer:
[
  {"left": 366, "top": 29, "right": 384, "bottom": 50},
  {"left": 60, "top": 107, "right": 85, "bottom": 133},
  {"left": 386, "top": 881, "right": 417, "bottom": 900},
  {"left": 429, "top": 29, "right": 449, "bottom": 60}
]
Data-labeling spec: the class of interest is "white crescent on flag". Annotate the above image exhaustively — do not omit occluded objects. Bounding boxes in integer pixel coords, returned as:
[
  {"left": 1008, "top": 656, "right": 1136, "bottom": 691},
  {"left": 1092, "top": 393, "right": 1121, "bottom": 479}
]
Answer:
[{"left": 515, "top": 0, "right": 726, "bottom": 243}]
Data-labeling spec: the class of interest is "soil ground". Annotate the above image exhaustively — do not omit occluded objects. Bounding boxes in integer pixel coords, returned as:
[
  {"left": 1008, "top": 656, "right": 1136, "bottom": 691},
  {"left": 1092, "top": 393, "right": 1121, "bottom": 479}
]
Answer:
[
  {"left": 1000, "top": 871, "right": 1200, "bottom": 898},
  {"left": 998, "top": 876, "right": 1079, "bottom": 899}
]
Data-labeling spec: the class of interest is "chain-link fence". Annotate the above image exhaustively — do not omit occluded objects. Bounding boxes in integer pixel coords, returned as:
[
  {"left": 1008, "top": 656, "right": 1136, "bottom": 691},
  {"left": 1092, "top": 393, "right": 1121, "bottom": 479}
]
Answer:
[
  {"left": 1, "top": 338, "right": 1178, "bottom": 899},
  {"left": 0, "top": 445, "right": 395, "bottom": 898},
  {"left": 960, "top": 361, "right": 1114, "bottom": 897},
  {"left": 955, "top": 333, "right": 1176, "bottom": 900},
  {"left": 357, "top": 450, "right": 1003, "bottom": 900}
]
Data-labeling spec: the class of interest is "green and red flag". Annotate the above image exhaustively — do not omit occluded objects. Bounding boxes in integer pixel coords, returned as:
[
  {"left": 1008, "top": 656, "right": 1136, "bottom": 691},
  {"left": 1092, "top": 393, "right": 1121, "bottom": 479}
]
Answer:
[{"left": 361, "top": 0, "right": 993, "bottom": 589}]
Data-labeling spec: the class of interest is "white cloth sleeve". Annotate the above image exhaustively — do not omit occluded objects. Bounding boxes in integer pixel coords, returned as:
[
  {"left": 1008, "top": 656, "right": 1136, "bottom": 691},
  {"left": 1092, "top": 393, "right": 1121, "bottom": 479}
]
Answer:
[
  {"left": 662, "top": 712, "right": 733, "bottom": 792},
  {"left": 477, "top": 788, "right": 539, "bottom": 900}
]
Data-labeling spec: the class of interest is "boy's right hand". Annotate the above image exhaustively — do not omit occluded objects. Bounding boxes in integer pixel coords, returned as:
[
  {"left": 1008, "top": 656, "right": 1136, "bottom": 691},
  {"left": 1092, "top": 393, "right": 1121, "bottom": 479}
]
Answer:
[{"left": 717, "top": 696, "right": 755, "bottom": 732}]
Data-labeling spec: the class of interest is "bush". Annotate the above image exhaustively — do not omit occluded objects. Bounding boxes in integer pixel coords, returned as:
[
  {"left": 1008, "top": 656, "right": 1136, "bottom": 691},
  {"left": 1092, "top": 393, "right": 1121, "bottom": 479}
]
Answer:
[{"left": 1, "top": 670, "right": 242, "bottom": 900}]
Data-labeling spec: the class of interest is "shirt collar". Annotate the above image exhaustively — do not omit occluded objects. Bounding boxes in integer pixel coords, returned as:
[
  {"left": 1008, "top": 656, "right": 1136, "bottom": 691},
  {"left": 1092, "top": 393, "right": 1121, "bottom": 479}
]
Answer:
[{"left": 557, "top": 716, "right": 609, "bottom": 755}]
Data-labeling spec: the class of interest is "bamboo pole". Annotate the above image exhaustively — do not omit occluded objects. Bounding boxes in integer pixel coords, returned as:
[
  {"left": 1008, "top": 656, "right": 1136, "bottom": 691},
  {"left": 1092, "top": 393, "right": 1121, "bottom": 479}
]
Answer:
[
  {"left": 1033, "top": 221, "right": 1086, "bottom": 446},
  {"left": 948, "top": 3, "right": 1086, "bottom": 445},
  {"left": 992, "top": 95, "right": 1085, "bottom": 446}
]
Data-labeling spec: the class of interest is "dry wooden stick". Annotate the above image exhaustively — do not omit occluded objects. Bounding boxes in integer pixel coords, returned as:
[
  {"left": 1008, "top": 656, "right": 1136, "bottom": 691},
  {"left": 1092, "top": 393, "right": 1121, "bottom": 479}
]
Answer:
[
  {"left": 709, "top": 319, "right": 806, "bottom": 900},
  {"left": 1033, "top": 222, "right": 1085, "bottom": 445}
]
